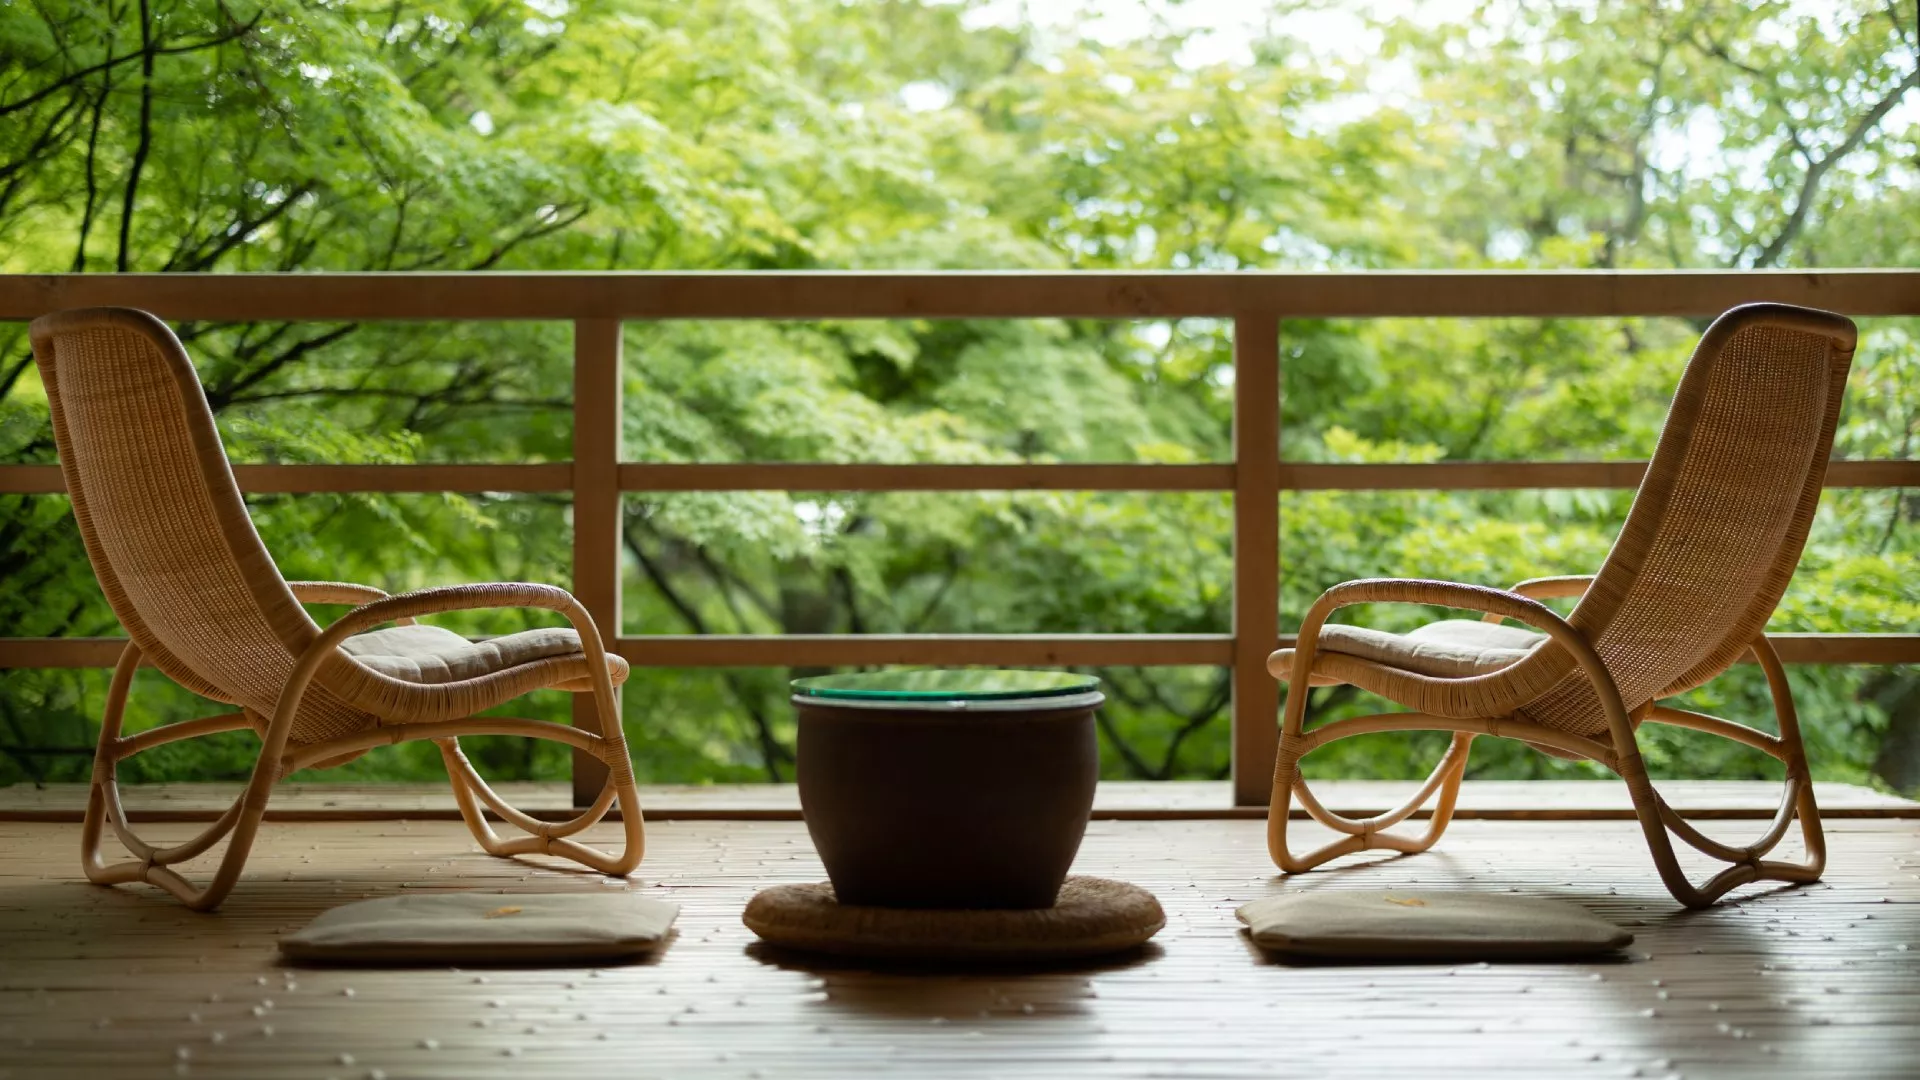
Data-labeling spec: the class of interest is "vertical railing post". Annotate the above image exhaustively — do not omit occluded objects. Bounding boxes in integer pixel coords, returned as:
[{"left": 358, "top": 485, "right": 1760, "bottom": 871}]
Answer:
[
  {"left": 571, "top": 319, "right": 624, "bottom": 806},
  {"left": 1230, "top": 310, "right": 1282, "bottom": 806}
]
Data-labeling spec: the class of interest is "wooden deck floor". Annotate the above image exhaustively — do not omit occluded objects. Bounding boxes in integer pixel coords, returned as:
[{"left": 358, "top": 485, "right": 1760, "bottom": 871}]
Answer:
[{"left": 2, "top": 813, "right": 1917, "bottom": 1079}]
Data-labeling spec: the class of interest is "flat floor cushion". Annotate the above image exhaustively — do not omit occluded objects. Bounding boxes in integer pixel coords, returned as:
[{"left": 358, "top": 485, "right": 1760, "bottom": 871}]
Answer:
[
  {"left": 280, "top": 892, "right": 679, "bottom": 965},
  {"left": 341, "top": 623, "right": 627, "bottom": 685},
  {"left": 1238, "top": 890, "right": 1631, "bottom": 962}
]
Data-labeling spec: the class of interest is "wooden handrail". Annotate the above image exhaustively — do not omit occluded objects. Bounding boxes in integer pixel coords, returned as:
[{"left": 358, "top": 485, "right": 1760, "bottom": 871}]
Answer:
[{"left": 4, "top": 269, "right": 1917, "bottom": 805}]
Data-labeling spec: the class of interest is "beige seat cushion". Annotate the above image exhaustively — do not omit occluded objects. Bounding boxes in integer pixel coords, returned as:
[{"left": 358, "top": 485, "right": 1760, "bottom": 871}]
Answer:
[
  {"left": 1238, "top": 890, "right": 1631, "bottom": 962},
  {"left": 342, "top": 623, "right": 626, "bottom": 685},
  {"left": 1269, "top": 618, "right": 1572, "bottom": 744},
  {"left": 1308, "top": 619, "right": 1546, "bottom": 678},
  {"left": 280, "top": 892, "right": 679, "bottom": 965}
]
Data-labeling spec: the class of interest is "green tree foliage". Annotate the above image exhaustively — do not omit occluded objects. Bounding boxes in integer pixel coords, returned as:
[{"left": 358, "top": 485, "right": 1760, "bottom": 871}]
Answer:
[{"left": 1, "top": 0, "right": 1914, "bottom": 789}]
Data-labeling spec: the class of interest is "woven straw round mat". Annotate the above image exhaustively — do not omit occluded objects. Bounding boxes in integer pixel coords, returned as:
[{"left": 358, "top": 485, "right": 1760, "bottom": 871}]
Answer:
[{"left": 743, "top": 876, "right": 1165, "bottom": 962}]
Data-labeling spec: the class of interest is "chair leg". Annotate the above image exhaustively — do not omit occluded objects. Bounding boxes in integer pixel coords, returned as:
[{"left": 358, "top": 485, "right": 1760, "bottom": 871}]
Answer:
[
  {"left": 81, "top": 643, "right": 284, "bottom": 912},
  {"left": 435, "top": 676, "right": 645, "bottom": 877},
  {"left": 437, "top": 738, "right": 642, "bottom": 875},
  {"left": 1268, "top": 673, "right": 1475, "bottom": 872},
  {"left": 1620, "top": 636, "right": 1825, "bottom": 909}
]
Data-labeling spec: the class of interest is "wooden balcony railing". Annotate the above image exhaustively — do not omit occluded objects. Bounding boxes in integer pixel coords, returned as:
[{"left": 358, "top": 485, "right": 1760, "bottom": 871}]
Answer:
[{"left": 2, "top": 270, "right": 1917, "bottom": 806}]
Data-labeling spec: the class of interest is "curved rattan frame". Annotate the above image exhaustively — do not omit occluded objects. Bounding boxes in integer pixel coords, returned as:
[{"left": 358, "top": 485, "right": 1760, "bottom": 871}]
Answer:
[
  {"left": 78, "top": 581, "right": 646, "bottom": 911},
  {"left": 35, "top": 307, "right": 645, "bottom": 911},
  {"left": 1266, "top": 303, "right": 1852, "bottom": 909},
  {"left": 1268, "top": 577, "right": 1824, "bottom": 909}
]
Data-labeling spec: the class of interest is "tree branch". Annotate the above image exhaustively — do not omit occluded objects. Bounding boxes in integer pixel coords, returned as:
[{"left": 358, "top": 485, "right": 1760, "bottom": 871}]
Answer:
[
  {"left": 1748, "top": 67, "right": 1920, "bottom": 268},
  {"left": 0, "top": 89, "right": 88, "bottom": 224},
  {"left": 468, "top": 205, "right": 590, "bottom": 269},
  {"left": 624, "top": 524, "right": 790, "bottom": 780},
  {"left": 0, "top": 85, "right": 85, "bottom": 182},
  {"left": 1094, "top": 708, "right": 1155, "bottom": 778},
  {"left": 114, "top": 0, "right": 155, "bottom": 273},
  {"left": 163, "top": 183, "right": 318, "bottom": 272},
  {"left": 1152, "top": 670, "right": 1231, "bottom": 779},
  {"left": 0, "top": 14, "right": 261, "bottom": 119},
  {"left": 0, "top": 349, "right": 35, "bottom": 400},
  {"left": 625, "top": 523, "right": 711, "bottom": 634},
  {"left": 70, "top": 62, "right": 112, "bottom": 271},
  {"left": 905, "top": 548, "right": 964, "bottom": 631},
  {"left": 203, "top": 324, "right": 358, "bottom": 408},
  {"left": 684, "top": 544, "right": 764, "bottom": 633},
  {"left": 831, "top": 565, "right": 866, "bottom": 633}
]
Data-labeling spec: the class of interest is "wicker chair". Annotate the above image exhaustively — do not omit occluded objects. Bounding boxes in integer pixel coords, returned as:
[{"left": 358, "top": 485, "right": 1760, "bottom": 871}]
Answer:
[
  {"left": 31, "top": 307, "right": 644, "bottom": 911},
  {"left": 1267, "top": 303, "right": 1857, "bottom": 908}
]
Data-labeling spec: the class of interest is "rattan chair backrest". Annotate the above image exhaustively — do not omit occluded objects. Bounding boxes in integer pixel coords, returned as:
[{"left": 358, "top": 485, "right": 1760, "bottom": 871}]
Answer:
[
  {"left": 1518, "top": 303, "right": 1857, "bottom": 734},
  {"left": 30, "top": 309, "right": 324, "bottom": 714}
]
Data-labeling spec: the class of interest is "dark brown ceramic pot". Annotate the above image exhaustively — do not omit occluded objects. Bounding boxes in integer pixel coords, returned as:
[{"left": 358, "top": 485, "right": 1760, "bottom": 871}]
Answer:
[{"left": 795, "top": 694, "right": 1101, "bottom": 909}]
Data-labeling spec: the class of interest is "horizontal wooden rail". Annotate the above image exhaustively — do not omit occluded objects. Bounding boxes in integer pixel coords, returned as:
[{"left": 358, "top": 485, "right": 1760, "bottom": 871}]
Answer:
[
  {"left": 7, "top": 633, "right": 1917, "bottom": 670},
  {"left": 0, "top": 640, "right": 127, "bottom": 667},
  {"left": 1287, "top": 460, "right": 1920, "bottom": 491},
  {"left": 611, "top": 635, "right": 1236, "bottom": 667},
  {"left": 1, "top": 268, "right": 1917, "bottom": 320},
  {"left": 5, "top": 458, "right": 1915, "bottom": 496},
  {"left": 0, "top": 463, "right": 573, "bottom": 496},
  {"left": 618, "top": 462, "right": 1235, "bottom": 492},
  {"left": 1752, "top": 634, "right": 1920, "bottom": 666}
]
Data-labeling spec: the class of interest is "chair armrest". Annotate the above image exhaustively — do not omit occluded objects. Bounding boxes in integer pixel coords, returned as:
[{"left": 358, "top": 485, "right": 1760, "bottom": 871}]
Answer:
[
  {"left": 313, "top": 583, "right": 585, "bottom": 641},
  {"left": 288, "top": 581, "right": 392, "bottom": 605},
  {"left": 288, "top": 581, "right": 413, "bottom": 626},
  {"left": 1507, "top": 575, "right": 1594, "bottom": 600},
  {"left": 1303, "top": 578, "right": 1568, "bottom": 635},
  {"left": 1480, "top": 575, "right": 1594, "bottom": 621}
]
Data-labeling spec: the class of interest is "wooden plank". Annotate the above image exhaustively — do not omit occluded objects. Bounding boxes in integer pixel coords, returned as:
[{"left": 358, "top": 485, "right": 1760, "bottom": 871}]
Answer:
[
  {"left": 613, "top": 634, "right": 1234, "bottom": 668},
  {"left": 0, "top": 462, "right": 574, "bottom": 495},
  {"left": 1280, "top": 459, "right": 1920, "bottom": 490},
  {"left": 1282, "top": 461, "right": 1653, "bottom": 490},
  {"left": 2, "top": 268, "right": 1917, "bottom": 319},
  {"left": 1824, "top": 459, "right": 1920, "bottom": 488},
  {"left": 618, "top": 462, "right": 1234, "bottom": 491},
  {"left": 1232, "top": 311, "right": 1283, "bottom": 806},
  {"left": 220, "top": 463, "right": 571, "bottom": 493},
  {"left": 7, "top": 633, "right": 1919, "bottom": 669},
  {"left": 570, "top": 320, "right": 623, "bottom": 805},
  {"left": 1763, "top": 634, "right": 1920, "bottom": 665},
  {"left": 1, "top": 816, "right": 1917, "bottom": 1079},
  {"left": 0, "top": 638, "right": 126, "bottom": 667},
  {"left": 2, "top": 779, "right": 1913, "bottom": 822}
]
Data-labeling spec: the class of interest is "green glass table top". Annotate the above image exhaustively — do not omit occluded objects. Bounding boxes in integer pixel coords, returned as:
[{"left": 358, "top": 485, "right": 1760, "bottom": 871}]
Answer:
[{"left": 791, "top": 669, "right": 1100, "bottom": 701}]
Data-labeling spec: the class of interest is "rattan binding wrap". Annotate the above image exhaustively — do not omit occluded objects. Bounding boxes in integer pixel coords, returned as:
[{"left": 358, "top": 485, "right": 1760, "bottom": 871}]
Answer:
[
  {"left": 31, "top": 307, "right": 646, "bottom": 910},
  {"left": 1264, "top": 303, "right": 1857, "bottom": 908}
]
